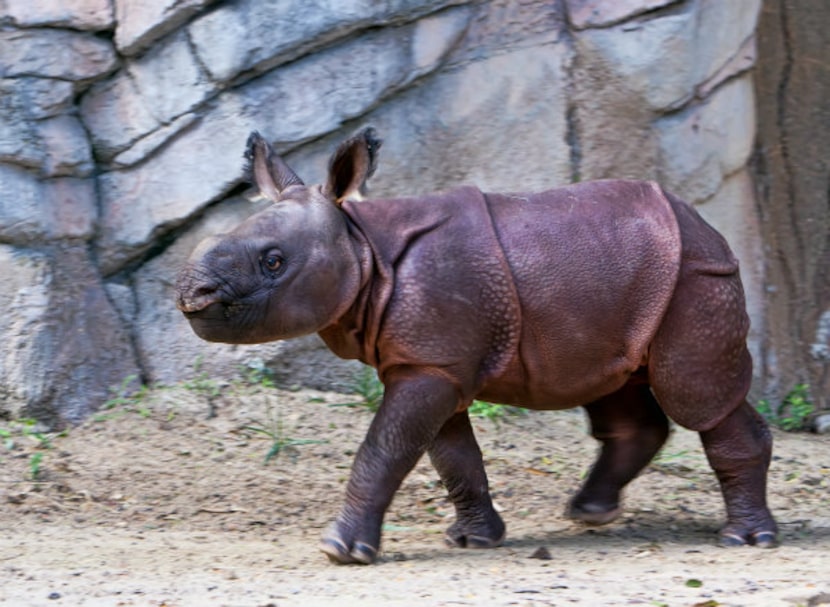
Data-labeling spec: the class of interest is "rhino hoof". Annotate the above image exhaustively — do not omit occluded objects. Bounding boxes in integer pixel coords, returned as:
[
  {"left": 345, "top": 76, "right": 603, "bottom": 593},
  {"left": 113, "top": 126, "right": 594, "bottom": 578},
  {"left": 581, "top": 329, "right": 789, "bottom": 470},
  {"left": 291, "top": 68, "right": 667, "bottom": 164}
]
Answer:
[
  {"left": 751, "top": 531, "right": 777, "bottom": 549},
  {"left": 718, "top": 530, "right": 777, "bottom": 549},
  {"left": 320, "top": 537, "right": 377, "bottom": 565},
  {"left": 445, "top": 531, "right": 506, "bottom": 549},
  {"left": 566, "top": 502, "right": 622, "bottom": 526},
  {"left": 718, "top": 533, "right": 748, "bottom": 548}
]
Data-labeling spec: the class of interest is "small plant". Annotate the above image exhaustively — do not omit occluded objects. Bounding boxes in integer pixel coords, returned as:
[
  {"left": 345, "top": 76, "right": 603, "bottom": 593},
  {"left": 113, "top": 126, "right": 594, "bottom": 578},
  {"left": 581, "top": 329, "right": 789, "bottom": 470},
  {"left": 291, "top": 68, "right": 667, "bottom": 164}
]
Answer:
[
  {"left": 469, "top": 401, "right": 526, "bottom": 426},
  {"left": 183, "top": 356, "right": 222, "bottom": 399},
  {"left": 29, "top": 451, "right": 43, "bottom": 480},
  {"left": 332, "top": 365, "right": 384, "bottom": 412},
  {"left": 469, "top": 400, "right": 506, "bottom": 424},
  {"left": 0, "top": 419, "right": 59, "bottom": 481},
  {"left": 758, "top": 384, "right": 814, "bottom": 431},
  {"left": 243, "top": 358, "right": 276, "bottom": 388},
  {"left": 0, "top": 427, "right": 13, "bottom": 451},
  {"left": 102, "top": 375, "right": 149, "bottom": 411},
  {"left": 244, "top": 395, "right": 326, "bottom": 464}
]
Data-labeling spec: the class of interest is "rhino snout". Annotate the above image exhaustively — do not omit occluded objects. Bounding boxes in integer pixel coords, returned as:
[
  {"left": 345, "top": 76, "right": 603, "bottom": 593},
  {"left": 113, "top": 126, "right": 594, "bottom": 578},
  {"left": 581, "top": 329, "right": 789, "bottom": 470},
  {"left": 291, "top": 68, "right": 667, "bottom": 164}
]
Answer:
[{"left": 175, "top": 276, "right": 222, "bottom": 314}]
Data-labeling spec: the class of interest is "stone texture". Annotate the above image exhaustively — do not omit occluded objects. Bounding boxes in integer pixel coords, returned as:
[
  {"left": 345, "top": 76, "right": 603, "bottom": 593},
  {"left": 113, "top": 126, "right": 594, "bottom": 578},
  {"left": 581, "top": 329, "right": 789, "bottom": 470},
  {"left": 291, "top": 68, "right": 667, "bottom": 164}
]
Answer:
[
  {"left": 0, "top": 86, "right": 42, "bottom": 170},
  {"left": 37, "top": 115, "right": 95, "bottom": 178},
  {"left": 697, "top": 33, "right": 757, "bottom": 100},
  {"left": 656, "top": 74, "right": 756, "bottom": 204},
  {"left": 80, "top": 72, "right": 161, "bottom": 161},
  {"left": 95, "top": 16, "right": 467, "bottom": 272},
  {"left": 0, "top": 165, "right": 97, "bottom": 244},
  {"left": 573, "top": 0, "right": 761, "bottom": 111},
  {"left": 188, "top": 0, "right": 469, "bottom": 84},
  {"left": 111, "top": 113, "right": 199, "bottom": 169},
  {"left": 565, "top": 0, "right": 678, "bottom": 29},
  {"left": 127, "top": 29, "right": 216, "bottom": 124},
  {"left": 357, "top": 43, "right": 573, "bottom": 195},
  {"left": 1, "top": 85, "right": 94, "bottom": 177},
  {"left": 2, "top": 77, "right": 75, "bottom": 120},
  {"left": 2, "top": 0, "right": 114, "bottom": 31},
  {"left": 0, "top": 28, "right": 117, "bottom": 81},
  {"left": 114, "top": 0, "right": 219, "bottom": 56},
  {"left": 0, "top": 244, "right": 141, "bottom": 427},
  {"left": 448, "top": 0, "right": 564, "bottom": 63},
  {"left": 753, "top": 0, "right": 830, "bottom": 412}
]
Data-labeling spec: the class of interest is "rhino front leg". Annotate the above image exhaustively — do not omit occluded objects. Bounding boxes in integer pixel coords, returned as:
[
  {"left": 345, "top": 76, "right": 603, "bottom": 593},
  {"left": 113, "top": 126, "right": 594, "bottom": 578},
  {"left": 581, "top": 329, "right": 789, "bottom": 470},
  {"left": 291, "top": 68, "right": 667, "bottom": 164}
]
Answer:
[
  {"left": 321, "top": 369, "right": 460, "bottom": 564},
  {"left": 699, "top": 400, "right": 777, "bottom": 547},
  {"left": 428, "top": 410, "right": 506, "bottom": 549},
  {"left": 568, "top": 380, "right": 669, "bottom": 525}
]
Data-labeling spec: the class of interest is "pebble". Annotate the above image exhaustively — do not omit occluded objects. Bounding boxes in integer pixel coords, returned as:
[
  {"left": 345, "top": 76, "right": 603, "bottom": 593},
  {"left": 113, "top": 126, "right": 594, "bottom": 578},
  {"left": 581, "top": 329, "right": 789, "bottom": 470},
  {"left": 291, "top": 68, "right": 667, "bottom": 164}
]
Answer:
[{"left": 814, "top": 414, "right": 830, "bottom": 434}]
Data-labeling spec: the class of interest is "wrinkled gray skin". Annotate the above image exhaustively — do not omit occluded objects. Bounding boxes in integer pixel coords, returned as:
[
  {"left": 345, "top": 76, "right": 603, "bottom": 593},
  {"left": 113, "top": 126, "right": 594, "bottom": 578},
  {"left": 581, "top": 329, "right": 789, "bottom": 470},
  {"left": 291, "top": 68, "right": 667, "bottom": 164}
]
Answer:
[{"left": 176, "top": 128, "right": 777, "bottom": 564}]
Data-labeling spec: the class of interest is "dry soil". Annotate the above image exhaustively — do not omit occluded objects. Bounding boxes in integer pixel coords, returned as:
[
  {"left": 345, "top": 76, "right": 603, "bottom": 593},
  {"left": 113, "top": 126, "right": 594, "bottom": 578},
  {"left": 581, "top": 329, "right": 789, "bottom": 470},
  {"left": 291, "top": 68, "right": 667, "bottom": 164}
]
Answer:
[{"left": 1, "top": 383, "right": 828, "bottom": 607}]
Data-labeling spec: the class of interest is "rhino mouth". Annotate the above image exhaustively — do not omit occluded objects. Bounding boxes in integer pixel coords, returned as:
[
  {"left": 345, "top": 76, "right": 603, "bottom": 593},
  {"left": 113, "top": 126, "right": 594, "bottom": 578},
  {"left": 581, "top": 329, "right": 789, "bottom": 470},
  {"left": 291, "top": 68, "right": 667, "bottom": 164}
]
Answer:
[{"left": 176, "top": 288, "right": 225, "bottom": 315}]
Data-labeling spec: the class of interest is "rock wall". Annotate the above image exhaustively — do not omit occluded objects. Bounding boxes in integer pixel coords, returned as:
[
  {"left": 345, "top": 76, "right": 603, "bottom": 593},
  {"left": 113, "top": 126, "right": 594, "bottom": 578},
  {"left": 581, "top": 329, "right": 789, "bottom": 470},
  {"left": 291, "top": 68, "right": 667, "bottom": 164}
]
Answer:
[
  {"left": 0, "top": 0, "right": 765, "bottom": 427},
  {"left": 753, "top": 0, "right": 830, "bottom": 412}
]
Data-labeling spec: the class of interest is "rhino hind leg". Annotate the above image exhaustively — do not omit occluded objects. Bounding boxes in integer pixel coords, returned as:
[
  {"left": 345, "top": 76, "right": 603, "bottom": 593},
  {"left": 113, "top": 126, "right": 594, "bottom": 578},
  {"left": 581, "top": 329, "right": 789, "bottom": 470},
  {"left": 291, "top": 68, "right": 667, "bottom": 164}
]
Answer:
[
  {"left": 649, "top": 268, "right": 777, "bottom": 547},
  {"left": 699, "top": 400, "right": 777, "bottom": 547},
  {"left": 428, "top": 410, "right": 506, "bottom": 549},
  {"left": 567, "top": 379, "right": 669, "bottom": 525}
]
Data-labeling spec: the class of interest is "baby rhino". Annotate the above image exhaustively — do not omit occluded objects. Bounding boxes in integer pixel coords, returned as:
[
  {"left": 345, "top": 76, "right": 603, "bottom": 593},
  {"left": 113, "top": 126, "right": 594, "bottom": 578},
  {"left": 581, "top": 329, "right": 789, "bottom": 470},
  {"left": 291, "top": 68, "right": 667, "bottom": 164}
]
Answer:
[{"left": 176, "top": 128, "right": 777, "bottom": 564}]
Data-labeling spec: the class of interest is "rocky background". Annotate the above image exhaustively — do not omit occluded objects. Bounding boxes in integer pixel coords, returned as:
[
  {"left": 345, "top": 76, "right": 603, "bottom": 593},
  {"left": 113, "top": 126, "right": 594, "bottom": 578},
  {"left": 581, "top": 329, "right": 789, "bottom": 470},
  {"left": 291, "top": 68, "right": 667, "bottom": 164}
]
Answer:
[{"left": 0, "top": 0, "right": 826, "bottom": 428}]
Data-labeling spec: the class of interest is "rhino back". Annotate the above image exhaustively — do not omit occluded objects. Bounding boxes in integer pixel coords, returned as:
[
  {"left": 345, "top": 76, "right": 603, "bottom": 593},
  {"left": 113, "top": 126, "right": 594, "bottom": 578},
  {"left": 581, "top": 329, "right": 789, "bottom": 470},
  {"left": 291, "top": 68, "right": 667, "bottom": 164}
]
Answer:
[{"left": 480, "top": 180, "right": 682, "bottom": 408}]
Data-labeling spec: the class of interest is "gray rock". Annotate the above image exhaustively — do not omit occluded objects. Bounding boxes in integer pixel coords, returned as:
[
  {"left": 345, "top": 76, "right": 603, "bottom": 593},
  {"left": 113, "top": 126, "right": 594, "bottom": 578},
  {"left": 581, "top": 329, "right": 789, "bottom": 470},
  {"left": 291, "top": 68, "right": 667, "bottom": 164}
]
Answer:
[
  {"left": 564, "top": 0, "right": 678, "bottom": 30},
  {"left": 127, "top": 29, "right": 216, "bottom": 125},
  {"left": 1, "top": 86, "right": 93, "bottom": 177},
  {"left": 360, "top": 43, "right": 574, "bottom": 196},
  {"left": 656, "top": 75, "right": 756, "bottom": 204},
  {"left": 0, "top": 165, "right": 97, "bottom": 244},
  {"left": 111, "top": 113, "right": 199, "bottom": 169},
  {"left": 570, "top": 45, "right": 660, "bottom": 182},
  {"left": 95, "top": 17, "right": 467, "bottom": 272},
  {"left": 94, "top": 111, "right": 248, "bottom": 273},
  {"left": 3, "top": 77, "right": 76, "bottom": 120},
  {"left": 0, "top": 28, "right": 117, "bottom": 81},
  {"left": 80, "top": 70, "right": 161, "bottom": 161},
  {"left": 0, "top": 244, "right": 141, "bottom": 427},
  {"left": 114, "top": 0, "right": 220, "bottom": 57},
  {"left": 696, "top": 33, "right": 757, "bottom": 100},
  {"left": 188, "top": 0, "right": 469, "bottom": 84},
  {"left": 37, "top": 115, "right": 95, "bottom": 178},
  {"left": 815, "top": 414, "right": 830, "bottom": 435},
  {"left": 0, "top": 86, "right": 42, "bottom": 170},
  {"left": 2, "top": 0, "right": 114, "bottom": 31},
  {"left": 573, "top": 0, "right": 760, "bottom": 111}
]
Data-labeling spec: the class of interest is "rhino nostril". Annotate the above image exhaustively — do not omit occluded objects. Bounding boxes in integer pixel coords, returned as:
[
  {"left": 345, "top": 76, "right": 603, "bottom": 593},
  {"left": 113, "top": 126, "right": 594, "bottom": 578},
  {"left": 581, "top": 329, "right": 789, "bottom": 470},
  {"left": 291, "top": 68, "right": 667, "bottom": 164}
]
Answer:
[
  {"left": 177, "top": 281, "right": 222, "bottom": 313},
  {"left": 193, "top": 284, "right": 218, "bottom": 299}
]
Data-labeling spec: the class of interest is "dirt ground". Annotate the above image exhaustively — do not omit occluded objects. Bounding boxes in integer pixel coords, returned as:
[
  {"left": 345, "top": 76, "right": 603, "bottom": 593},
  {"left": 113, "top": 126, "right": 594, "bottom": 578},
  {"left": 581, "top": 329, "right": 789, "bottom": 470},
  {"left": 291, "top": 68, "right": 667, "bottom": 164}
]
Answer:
[{"left": 1, "top": 382, "right": 828, "bottom": 607}]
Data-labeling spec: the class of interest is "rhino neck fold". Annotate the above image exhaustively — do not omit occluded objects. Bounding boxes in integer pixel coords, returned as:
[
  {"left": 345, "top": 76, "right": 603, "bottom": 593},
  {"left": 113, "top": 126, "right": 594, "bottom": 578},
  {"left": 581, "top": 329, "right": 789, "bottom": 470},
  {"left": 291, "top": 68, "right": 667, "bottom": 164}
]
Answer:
[{"left": 317, "top": 211, "right": 385, "bottom": 366}]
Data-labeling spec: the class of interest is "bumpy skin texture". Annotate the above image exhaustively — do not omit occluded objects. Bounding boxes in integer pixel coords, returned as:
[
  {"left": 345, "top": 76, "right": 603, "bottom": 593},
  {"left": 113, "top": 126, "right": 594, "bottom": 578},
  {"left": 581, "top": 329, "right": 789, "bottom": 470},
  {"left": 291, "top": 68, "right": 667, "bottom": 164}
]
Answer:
[{"left": 176, "top": 129, "right": 777, "bottom": 564}]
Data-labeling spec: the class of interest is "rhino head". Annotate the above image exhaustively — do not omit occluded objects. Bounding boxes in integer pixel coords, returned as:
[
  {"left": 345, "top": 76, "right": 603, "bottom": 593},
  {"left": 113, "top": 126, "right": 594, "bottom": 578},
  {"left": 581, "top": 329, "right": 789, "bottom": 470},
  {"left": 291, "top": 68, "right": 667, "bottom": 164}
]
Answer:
[{"left": 175, "top": 128, "right": 382, "bottom": 344}]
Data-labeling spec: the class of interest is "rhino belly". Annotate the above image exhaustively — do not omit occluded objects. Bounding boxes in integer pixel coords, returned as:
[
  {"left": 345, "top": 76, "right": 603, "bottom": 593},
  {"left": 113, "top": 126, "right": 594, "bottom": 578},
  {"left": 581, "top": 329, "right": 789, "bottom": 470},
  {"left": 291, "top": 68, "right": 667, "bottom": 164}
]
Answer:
[{"left": 479, "top": 181, "right": 682, "bottom": 409}]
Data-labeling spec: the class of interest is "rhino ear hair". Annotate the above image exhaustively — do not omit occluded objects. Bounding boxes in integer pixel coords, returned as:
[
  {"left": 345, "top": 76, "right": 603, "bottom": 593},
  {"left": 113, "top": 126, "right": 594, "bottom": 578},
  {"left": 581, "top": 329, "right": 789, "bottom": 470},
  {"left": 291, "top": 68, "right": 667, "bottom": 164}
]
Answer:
[
  {"left": 244, "top": 132, "right": 303, "bottom": 200},
  {"left": 323, "top": 127, "right": 382, "bottom": 205}
]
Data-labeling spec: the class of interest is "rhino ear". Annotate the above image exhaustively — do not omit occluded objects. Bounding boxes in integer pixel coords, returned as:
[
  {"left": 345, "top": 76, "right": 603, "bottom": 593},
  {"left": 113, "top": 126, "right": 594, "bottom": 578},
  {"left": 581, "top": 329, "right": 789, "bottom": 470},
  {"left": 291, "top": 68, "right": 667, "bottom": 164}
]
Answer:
[
  {"left": 244, "top": 132, "right": 303, "bottom": 200},
  {"left": 323, "top": 127, "right": 382, "bottom": 204}
]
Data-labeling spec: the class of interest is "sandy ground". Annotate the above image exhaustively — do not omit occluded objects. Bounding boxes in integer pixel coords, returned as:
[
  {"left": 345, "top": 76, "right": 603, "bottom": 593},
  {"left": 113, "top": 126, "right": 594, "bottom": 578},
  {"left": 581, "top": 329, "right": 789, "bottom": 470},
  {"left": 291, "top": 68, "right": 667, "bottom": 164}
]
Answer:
[{"left": 1, "top": 382, "right": 828, "bottom": 607}]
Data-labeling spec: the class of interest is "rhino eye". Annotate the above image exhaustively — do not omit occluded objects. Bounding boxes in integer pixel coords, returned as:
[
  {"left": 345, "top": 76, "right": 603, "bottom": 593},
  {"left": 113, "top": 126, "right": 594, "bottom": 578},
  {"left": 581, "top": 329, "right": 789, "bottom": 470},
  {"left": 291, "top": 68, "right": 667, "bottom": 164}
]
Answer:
[{"left": 261, "top": 250, "right": 283, "bottom": 273}]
